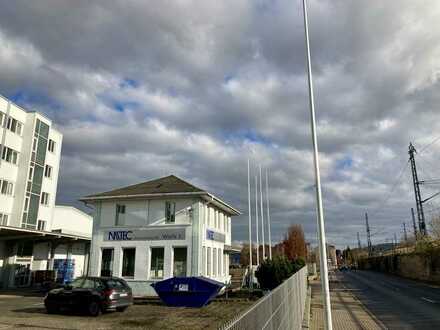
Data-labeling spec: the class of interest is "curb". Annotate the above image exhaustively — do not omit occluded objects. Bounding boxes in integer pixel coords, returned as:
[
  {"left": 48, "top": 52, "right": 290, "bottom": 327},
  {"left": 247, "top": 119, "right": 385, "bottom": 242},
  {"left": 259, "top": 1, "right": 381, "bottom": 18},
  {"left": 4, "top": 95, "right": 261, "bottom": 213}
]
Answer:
[{"left": 302, "top": 285, "right": 312, "bottom": 329}]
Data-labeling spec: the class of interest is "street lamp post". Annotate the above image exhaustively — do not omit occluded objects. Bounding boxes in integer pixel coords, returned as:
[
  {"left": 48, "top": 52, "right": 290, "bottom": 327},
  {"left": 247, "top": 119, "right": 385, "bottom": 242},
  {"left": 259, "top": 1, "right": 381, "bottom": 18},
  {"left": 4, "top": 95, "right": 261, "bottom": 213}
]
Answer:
[{"left": 301, "top": 0, "right": 333, "bottom": 329}]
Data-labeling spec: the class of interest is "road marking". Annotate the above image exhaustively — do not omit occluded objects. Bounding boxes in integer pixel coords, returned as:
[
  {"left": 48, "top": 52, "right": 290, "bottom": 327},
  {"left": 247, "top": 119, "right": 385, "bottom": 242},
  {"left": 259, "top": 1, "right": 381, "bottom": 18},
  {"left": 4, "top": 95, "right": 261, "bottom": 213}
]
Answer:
[{"left": 421, "top": 297, "right": 436, "bottom": 303}]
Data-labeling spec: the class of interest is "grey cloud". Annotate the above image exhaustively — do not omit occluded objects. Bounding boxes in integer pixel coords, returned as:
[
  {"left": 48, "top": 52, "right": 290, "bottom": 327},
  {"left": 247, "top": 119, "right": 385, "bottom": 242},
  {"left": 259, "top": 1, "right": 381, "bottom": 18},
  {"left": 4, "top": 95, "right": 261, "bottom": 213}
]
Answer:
[{"left": 1, "top": 0, "right": 440, "bottom": 248}]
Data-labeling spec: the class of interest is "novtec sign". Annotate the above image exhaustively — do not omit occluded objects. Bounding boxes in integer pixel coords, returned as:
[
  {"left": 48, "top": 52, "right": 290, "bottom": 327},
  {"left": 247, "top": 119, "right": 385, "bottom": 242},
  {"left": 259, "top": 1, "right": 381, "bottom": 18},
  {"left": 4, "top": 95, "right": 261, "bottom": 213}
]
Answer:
[
  {"left": 206, "top": 229, "right": 225, "bottom": 243},
  {"left": 104, "top": 228, "right": 186, "bottom": 241}
]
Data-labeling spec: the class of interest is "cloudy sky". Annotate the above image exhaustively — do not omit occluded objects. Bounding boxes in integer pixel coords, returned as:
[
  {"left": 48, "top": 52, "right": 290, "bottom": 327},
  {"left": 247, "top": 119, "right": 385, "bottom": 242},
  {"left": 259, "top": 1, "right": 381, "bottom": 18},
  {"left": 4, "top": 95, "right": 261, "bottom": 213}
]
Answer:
[{"left": 1, "top": 0, "right": 440, "bottom": 248}]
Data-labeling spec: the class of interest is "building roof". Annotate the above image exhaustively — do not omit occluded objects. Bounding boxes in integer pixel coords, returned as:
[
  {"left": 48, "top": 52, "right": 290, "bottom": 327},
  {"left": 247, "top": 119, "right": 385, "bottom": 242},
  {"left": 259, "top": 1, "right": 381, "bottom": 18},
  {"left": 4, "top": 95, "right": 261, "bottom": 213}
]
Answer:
[
  {"left": 80, "top": 175, "right": 241, "bottom": 216},
  {"left": 0, "top": 225, "right": 91, "bottom": 242},
  {"left": 84, "top": 175, "right": 204, "bottom": 198}
]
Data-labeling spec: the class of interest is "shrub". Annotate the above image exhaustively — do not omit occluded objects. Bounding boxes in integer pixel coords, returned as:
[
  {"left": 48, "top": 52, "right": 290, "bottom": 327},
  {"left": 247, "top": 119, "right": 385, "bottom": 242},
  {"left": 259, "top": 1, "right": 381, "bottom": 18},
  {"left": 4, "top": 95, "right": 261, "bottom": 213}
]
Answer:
[{"left": 255, "top": 256, "right": 304, "bottom": 290}]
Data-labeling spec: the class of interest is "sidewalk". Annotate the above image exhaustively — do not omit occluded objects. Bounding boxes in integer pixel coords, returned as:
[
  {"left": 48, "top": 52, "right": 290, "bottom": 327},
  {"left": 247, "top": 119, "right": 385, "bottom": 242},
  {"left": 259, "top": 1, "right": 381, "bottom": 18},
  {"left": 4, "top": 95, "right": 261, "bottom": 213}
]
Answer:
[{"left": 310, "top": 273, "right": 385, "bottom": 330}]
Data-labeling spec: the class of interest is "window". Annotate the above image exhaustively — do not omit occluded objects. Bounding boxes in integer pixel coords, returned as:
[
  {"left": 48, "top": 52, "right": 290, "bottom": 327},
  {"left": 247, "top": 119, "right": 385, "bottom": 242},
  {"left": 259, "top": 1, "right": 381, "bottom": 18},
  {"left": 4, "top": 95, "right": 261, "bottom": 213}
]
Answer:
[
  {"left": 0, "top": 179, "right": 13, "bottom": 195},
  {"left": 0, "top": 112, "right": 4, "bottom": 127},
  {"left": 173, "top": 247, "right": 187, "bottom": 277},
  {"left": 6, "top": 117, "right": 22, "bottom": 135},
  {"left": 70, "top": 278, "right": 95, "bottom": 289},
  {"left": 207, "top": 247, "right": 211, "bottom": 276},
  {"left": 44, "top": 165, "right": 52, "bottom": 178},
  {"left": 218, "top": 248, "right": 222, "bottom": 276},
  {"left": 32, "top": 138, "right": 38, "bottom": 152},
  {"left": 48, "top": 139, "right": 56, "bottom": 153},
  {"left": 40, "top": 192, "right": 49, "bottom": 206},
  {"left": 101, "top": 249, "right": 114, "bottom": 277},
  {"left": 24, "top": 197, "right": 29, "bottom": 211},
  {"left": 1, "top": 146, "right": 19, "bottom": 165},
  {"left": 202, "top": 246, "right": 206, "bottom": 276},
  {"left": 207, "top": 207, "right": 211, "bottom": 227},
  {"left": 165, "top": 201, "right": 175, "bottom": 223},
  {"left": 115, "top": 204, "right": 126, "bottom": 225},
  {"left": 0, "top": 213, "right": 8, "bottom": 226},
  {"left": 224, "top": 253, "right": 227, "bottom": 275},
  {"left": 150, "top": 247, "right": 164, "bottom": 279},
  {"left": 28, "top": 167, "right": 34, "bottom": 181},
  {"left": 122, "top": 248, "right": 135, "bottom": 278},
  {"left": 213, "top": 248, "right": 217, "bottom": 276},
  {"left": 37, "top": 220, "right": 46, "bottom": 231},
  {"left": 106, "top": 279, "right": 126, "bottom": 289},
  {"left": 17, "top": 241, "right": 33, "bottom": 257},
  {"left": 16, "top": 122, "right": 22, "bottom": 135}
]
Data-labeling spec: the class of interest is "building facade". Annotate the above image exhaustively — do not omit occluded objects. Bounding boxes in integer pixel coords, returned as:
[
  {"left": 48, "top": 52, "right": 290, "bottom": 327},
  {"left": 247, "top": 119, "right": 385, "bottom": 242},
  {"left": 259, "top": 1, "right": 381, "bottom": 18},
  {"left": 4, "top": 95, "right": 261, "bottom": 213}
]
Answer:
[
  {"left": 0, "top": 95, "right": 92, "bottom": 288},
  {"left": 0, "top": 95, "right": 62, "bottom": 231},
  {"left": 81, "top": 175, "right": 240, "bottom": 296}
]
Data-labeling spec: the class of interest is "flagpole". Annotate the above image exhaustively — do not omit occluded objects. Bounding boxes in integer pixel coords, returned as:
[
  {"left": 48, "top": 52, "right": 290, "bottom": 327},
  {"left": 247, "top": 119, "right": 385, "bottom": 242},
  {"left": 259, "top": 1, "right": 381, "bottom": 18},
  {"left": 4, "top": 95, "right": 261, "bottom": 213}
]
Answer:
[
  {"left": 302, "top": 0, "right": 332, "bottom": 329},
  {"left": 255, "top": 175, "right": 260, "bottom": 265},
  {"left": 265, "top": 169, "right": 272, "bottom": 259},
  {"left": 259, "top": 165, "right": 265, "bottom": 260},
  {"left": 247, "top": 159, "right": 253, "bottom": 288}
]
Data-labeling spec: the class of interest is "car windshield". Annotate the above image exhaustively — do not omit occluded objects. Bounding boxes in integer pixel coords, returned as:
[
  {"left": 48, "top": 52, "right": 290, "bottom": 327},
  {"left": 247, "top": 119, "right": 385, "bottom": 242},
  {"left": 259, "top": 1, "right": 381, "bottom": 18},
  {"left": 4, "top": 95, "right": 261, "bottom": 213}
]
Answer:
[
  {"left": 69, "top": 278, "right": 95, "bottom": 289},
  {"left": 106, "top": 279, "right": 125, "bottom": 289}
]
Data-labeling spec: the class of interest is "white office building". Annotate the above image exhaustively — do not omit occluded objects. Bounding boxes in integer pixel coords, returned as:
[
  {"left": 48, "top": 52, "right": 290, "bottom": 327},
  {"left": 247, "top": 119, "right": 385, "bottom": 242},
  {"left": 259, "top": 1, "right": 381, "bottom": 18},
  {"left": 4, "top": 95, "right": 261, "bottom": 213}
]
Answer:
[
  {"left": 0, "top": 95, "right": 92, "bottom": 288},
  {"left": 81, "top": 175, "right": 240, "bottom": 296}
]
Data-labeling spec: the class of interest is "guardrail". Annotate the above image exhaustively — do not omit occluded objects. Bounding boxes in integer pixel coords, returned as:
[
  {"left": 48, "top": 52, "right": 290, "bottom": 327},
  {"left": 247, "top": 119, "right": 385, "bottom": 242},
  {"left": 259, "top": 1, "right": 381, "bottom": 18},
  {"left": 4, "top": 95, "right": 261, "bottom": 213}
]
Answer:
[{"left": 219, "top": 266, "right": 308, "bottom": 330}]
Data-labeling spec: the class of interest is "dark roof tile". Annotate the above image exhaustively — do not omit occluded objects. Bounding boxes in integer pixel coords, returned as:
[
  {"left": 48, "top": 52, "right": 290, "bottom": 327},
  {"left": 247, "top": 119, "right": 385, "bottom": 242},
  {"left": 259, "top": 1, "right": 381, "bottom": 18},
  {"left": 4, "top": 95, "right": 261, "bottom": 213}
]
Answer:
[{"left": 84, "top": 175, "right": 205, "bottom": 198}]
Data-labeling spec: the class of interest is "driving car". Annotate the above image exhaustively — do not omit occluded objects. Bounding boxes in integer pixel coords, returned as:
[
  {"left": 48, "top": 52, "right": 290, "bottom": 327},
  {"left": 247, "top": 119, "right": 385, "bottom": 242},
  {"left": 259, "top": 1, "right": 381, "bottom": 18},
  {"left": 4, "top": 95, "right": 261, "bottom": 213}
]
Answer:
[{"left": 44, "top": 276, "right": 133, "bottom": 316}]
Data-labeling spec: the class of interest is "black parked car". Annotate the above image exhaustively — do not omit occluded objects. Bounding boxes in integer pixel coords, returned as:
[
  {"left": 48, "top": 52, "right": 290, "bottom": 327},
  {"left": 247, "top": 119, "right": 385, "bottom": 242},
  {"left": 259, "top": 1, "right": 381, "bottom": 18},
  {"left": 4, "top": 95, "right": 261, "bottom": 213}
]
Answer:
[{"left": 44, "top": 276, "right": 133, "bottom": 316}]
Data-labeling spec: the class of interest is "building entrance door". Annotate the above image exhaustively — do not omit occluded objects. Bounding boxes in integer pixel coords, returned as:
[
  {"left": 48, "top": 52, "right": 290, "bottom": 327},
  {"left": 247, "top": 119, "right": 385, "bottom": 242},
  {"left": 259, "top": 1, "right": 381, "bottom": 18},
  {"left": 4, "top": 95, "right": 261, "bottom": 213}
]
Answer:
[
  {"left": 173, "top": 247, "right": 187, "bottom": 277},
  {"left": 14, "top": 263, "right": 31, "bottom": 287}
]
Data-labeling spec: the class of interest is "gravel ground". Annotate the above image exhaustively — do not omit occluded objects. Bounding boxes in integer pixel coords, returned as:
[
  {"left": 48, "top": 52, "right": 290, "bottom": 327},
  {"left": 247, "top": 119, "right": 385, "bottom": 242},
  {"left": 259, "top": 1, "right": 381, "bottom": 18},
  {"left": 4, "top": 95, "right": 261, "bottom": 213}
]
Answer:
[{"left": 0, "top": 293, "right": 254, "bottom": 330}]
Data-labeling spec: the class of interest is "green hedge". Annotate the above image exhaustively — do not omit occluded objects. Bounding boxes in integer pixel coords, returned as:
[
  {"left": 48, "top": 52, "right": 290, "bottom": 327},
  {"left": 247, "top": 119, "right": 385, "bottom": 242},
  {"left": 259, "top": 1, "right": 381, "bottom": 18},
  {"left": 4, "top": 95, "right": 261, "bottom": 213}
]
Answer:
[{"left": 255, "top": 256, "right": 305, "bottom": 290}]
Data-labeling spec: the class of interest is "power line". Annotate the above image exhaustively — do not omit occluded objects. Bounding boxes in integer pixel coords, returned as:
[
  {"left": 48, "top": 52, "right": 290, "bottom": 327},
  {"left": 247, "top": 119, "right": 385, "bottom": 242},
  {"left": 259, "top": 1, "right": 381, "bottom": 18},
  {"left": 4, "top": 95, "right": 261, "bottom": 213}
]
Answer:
[
  {"left": 419, "top": 136, "right": 440, "bottom": 154},
  {"left": 416, "top": 153, "right": 439, "bottom": 177},
  {"left": 369, "top": 159, "right": 410, "bottom": 219}
]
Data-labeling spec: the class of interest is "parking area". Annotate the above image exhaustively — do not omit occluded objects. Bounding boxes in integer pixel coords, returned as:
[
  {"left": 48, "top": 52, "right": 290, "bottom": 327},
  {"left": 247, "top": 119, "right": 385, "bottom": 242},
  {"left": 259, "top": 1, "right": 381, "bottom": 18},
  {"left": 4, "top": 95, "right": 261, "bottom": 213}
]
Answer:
[{"left": 0, "top": 292, "right": 253, "bottom": 330}]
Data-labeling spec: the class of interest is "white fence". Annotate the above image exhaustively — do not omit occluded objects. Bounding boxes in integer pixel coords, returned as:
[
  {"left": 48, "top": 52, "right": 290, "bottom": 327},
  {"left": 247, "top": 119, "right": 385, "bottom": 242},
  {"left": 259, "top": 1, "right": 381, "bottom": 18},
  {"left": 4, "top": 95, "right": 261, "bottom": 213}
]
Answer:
[{"left": 219, "top": 267, "right": 308, "bottom": 330}]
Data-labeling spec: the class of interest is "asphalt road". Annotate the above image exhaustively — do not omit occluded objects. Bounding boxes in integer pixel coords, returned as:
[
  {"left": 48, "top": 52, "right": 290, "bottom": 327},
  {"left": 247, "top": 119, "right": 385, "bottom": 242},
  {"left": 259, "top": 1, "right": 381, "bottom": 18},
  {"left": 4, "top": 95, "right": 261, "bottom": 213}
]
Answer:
[{"left": 340, "top": 270, "right": 440, "bottom": 329}]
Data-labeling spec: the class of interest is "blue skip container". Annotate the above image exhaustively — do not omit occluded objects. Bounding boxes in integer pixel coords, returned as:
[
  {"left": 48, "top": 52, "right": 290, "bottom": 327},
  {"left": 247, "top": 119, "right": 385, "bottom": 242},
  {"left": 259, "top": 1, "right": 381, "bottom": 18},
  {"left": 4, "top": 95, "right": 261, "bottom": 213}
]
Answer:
[{"left": 151, "top": 276, "right": 225, "bottom": 307}]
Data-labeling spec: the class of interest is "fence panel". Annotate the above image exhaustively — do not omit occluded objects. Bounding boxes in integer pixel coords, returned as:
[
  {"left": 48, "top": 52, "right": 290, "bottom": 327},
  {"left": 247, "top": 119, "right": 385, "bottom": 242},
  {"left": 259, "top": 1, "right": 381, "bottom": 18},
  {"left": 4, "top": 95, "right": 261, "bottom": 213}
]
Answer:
[{"left": 219, "top": 267, "right": 308, "bottom": 330}]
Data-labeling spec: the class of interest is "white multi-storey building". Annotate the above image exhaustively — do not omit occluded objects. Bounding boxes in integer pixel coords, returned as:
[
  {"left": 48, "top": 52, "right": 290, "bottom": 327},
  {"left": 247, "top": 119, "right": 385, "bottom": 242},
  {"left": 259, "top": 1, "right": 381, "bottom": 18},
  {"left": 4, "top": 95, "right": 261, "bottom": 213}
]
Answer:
[
  {"left": 0, "top": 95, "right": 62, "bottom": 230},
  {"left": 0, "top": 95, "right": 92, "bottom": 288},
  {"left": 81, "top": 175, "right": 240, "bottom": 296}
]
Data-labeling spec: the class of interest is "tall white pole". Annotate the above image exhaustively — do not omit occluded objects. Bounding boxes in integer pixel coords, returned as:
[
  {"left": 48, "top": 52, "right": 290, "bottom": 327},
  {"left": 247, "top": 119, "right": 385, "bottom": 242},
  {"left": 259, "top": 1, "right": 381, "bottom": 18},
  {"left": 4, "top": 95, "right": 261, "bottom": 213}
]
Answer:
[
  {"left": 247, "top": 159, "right": 253, "bottom": 287},
  {"left": 266, "top": 169, "right": 272, "bottom": 260},
  {"left": 259, "top": 165, "right": 265, "bottom": 260},
  {"left": 302, "top": 0, "right": 332, "bottom": 329},
  {"left": 255, "top": 175, "right": 260, "bottom": 265}
]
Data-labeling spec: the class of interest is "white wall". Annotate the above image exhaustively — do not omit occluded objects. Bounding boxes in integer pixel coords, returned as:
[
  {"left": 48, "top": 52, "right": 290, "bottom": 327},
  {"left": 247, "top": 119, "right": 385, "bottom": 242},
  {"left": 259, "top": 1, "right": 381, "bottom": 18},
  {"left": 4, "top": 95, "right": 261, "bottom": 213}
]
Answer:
[
  {"left": 99, "top": 198, "right": 195, "bottom": 228},
  {"left": 52, "top": 205, "right": 93, "bottom": 237},
  {"left": 31, "top": 241, "right": 88, "bottom": 279},
  {"left": 200, "top": 203, "right": 231, "bottom": 283}
]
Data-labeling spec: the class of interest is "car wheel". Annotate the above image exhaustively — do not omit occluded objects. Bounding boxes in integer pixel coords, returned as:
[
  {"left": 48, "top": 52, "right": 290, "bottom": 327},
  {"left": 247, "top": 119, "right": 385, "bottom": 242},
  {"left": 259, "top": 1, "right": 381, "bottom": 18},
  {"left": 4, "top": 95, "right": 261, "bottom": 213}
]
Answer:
[
  {"left": 88, "top": 301, "right": 101, "bottom": 317},
  {"left": 116, "top": 306, "right": 128, "bottom": 312}
]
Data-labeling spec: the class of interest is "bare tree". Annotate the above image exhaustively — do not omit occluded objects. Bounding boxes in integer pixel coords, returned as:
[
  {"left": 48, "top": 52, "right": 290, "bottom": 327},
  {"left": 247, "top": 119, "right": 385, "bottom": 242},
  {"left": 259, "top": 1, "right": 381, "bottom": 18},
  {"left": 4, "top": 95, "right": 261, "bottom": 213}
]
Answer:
[{"left": 283, "top": 224, "right": 306, "bottom": 261}]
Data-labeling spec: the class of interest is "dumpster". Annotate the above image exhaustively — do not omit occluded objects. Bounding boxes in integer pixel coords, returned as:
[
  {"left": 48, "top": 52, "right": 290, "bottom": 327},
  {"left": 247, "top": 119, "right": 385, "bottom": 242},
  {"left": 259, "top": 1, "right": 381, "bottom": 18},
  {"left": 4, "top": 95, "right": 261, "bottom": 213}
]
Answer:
[
  {"left": 53, "top": 259, "right": 75, "bottom": 284},
  {"left": 151, "top": 276, "right": 225, "bottom": 307}
]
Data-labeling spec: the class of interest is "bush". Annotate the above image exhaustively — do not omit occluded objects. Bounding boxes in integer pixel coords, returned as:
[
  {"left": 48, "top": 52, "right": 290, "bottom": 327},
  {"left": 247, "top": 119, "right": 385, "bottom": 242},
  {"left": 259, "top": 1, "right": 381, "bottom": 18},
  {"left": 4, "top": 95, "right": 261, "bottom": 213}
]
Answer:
[{"left": 255, "top": 256, "right": 305, "bottom": 290}]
